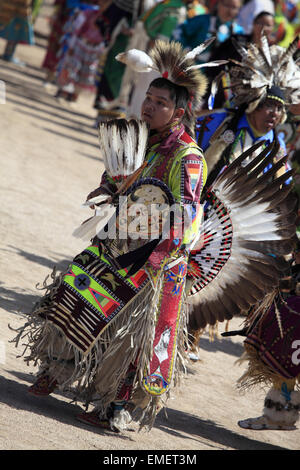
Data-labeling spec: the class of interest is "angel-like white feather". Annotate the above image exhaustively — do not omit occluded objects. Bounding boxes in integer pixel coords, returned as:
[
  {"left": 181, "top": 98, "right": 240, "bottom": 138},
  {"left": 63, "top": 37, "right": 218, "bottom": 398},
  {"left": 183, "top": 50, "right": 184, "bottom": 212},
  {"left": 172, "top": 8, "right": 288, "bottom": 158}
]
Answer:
[{"left": 116, "top": 49, "right": 157, "bottom": 72}]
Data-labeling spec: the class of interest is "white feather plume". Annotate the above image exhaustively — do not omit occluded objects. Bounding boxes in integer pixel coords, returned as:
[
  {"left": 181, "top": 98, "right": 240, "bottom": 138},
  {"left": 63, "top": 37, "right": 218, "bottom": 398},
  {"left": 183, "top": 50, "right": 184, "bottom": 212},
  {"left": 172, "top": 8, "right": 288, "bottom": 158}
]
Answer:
[
  {"left": 75, "top": 119, "right": 149, "bottom": 240},
  {"left": 116, "top": 49, "right": 157, "bottom": 73},
  {"left": 98, "top": 119, "right": 149, "bottom": 178},
  {"left": 73, "top": 204, "right": 116, "bottom": 241}
]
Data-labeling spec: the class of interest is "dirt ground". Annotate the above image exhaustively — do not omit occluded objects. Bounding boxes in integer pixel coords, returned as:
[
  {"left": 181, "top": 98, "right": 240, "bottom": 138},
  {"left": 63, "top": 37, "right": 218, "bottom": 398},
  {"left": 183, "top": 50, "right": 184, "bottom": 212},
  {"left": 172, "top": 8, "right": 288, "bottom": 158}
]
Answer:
[{"left": 0, "top": 2, "right": 299, "bottom": 452}]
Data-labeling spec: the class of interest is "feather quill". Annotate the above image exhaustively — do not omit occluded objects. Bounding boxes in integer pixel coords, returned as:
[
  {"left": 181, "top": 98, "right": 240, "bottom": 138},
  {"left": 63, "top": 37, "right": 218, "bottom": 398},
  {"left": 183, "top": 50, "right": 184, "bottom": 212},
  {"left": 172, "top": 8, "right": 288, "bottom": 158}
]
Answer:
[
  {"left": 181, "top": 36, "right": 216, "bottom": 63},
  {"left": 185, "top": 60, "right": 228, "bottom": 71}
]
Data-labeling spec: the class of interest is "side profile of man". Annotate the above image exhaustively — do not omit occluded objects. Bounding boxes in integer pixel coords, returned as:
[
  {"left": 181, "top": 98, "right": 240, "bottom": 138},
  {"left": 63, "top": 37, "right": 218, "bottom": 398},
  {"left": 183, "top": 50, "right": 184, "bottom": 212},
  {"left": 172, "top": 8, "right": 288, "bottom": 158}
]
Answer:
[{"left": 15, "top": 39, "right": 210, "bottom": 432}]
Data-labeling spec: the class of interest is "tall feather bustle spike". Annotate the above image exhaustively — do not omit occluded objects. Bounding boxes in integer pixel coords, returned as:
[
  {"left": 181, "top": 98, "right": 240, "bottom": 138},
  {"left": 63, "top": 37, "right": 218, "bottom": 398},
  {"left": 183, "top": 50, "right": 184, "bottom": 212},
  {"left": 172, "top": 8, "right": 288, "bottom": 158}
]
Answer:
[
  {"left": 187, "top": 140, "right": 297, "bottom": 334},
  {"left": 186, "top": 60, "right": 228, "bottom": 71},
  {"left": 259, "top": 33, "right": 272, "bottom": 68}
]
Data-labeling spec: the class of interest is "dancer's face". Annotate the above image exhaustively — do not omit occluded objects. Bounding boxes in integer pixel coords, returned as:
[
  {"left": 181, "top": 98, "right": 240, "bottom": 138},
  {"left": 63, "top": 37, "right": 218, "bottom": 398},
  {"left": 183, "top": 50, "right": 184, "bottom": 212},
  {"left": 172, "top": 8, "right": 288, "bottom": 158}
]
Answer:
[
  {"left": 248, "top": 98, "right": 284, "bottom": 134},
  {"left": 141, "top": 86, "right": 184, "bottom": 132}
]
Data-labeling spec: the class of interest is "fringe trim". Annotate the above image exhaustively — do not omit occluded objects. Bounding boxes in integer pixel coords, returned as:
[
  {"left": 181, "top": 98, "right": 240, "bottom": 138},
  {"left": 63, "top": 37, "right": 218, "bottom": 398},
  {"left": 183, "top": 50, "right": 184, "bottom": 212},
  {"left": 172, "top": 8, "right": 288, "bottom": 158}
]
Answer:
[
  {"left": 90, "top": 276, "right": 162, "bottom": 419},
  {"left": 237, "top": 343, "right": 300, "bottom": 392},
  {"left": 126, "top": 290, "right": 190, "bottom": 431},
  {"left": 244, "top": 290, "right": 277, "bottom": 333}
]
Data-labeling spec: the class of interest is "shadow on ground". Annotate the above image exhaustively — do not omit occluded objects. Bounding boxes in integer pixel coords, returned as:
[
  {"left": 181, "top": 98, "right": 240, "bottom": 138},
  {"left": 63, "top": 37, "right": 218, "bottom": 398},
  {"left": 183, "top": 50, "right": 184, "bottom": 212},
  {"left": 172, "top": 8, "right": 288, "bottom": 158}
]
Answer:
[
  {"left": 197, "top": 335, "right": 245, "bottom": 358},
  {"left": 155, "top": 407, "right": 290, "bottom": 451},
  {"left": 0, "top": 372, "right": 133, "bottom": 442},
  {"left": 0, "top": 371, "right": 289, "bottom": 450}
]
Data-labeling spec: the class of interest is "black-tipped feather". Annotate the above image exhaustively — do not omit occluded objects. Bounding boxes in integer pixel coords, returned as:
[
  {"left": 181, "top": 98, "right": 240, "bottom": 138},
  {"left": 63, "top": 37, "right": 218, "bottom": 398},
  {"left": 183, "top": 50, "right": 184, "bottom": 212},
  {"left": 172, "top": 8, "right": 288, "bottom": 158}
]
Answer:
[{"left": 187, "top": 139, "right": 296, "bottom": 334}]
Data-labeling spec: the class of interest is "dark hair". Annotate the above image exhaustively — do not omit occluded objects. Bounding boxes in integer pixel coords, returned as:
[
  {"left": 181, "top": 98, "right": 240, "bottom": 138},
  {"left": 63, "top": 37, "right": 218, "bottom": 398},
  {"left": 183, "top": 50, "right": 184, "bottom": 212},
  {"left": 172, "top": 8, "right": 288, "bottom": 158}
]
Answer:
[
  {"left": 253, "top": 11, "right": 274, "bottom": 23},
  {"left": 149, "top": 77, "right": 190, "bottom": 110}
]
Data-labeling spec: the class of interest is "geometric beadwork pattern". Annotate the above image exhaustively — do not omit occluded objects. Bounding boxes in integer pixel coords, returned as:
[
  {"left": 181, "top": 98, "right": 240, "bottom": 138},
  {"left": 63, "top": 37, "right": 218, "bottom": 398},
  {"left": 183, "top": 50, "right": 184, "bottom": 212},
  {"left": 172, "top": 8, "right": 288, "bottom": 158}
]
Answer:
[
  {"left": 187, "top": 190, "right": 233, "bottom": 295},
  {"left": 43, "top": 244, "right": 149, "bottom": 355}
]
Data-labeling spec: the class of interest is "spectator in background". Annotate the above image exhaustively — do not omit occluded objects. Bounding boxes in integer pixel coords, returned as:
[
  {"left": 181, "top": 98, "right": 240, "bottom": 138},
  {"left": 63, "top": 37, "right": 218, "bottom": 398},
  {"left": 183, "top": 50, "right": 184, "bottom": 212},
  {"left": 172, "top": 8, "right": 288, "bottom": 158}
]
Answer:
[
  {"left": 93, "top": 0, "right": 143, "bottom": 121},
  {"left": 95, "top": 0, "right": 191, "bottom": 122},
  {"left": 272, "top": 0, "right": 300, "bottom": 48},
  {"left": 42, "top": 0, "right": 72, "bottom": 85},
  {"left": 54, "top": 4, "right": 106, "bottom": 103},
  {"left": 172, "top": 0, "right": 244, "bottom": 65}
]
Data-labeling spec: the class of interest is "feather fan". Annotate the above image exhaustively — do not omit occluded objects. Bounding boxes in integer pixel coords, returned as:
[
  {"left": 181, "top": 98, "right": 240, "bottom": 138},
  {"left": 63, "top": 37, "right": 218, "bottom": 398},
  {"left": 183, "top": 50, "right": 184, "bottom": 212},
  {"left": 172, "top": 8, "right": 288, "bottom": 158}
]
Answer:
[
  {"left": 187, "top": 141, "right": 297, "bottom": 332},
  {"left": 73, "top": 118, "right": 149, "bottom": 240}
]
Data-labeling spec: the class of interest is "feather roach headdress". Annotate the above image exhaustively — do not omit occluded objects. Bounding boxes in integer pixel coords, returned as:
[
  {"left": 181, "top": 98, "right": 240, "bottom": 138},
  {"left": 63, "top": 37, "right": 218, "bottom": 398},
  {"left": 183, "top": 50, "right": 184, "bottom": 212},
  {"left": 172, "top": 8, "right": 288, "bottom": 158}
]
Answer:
[
  {"left": 116, "top": 37, "right": 228, "bottom": 119},
  {"left": 229, "top": 35, "right": 300, "bottom": 114}
]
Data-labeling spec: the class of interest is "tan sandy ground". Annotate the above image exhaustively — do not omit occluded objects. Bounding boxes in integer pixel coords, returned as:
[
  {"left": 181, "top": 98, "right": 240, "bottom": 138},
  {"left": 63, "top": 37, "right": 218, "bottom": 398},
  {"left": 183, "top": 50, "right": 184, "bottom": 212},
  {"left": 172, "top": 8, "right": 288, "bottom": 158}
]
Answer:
[{"left": 0, "top": 2, "right": 299, "bottom": 452}]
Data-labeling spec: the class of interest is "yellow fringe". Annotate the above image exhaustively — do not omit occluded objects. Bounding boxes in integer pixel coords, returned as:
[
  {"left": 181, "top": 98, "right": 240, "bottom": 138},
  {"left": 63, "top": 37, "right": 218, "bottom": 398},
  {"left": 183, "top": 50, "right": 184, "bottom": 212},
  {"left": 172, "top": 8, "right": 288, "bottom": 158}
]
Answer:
[{"left": 237, "top": 343, "right": 300, "bottom": 392}]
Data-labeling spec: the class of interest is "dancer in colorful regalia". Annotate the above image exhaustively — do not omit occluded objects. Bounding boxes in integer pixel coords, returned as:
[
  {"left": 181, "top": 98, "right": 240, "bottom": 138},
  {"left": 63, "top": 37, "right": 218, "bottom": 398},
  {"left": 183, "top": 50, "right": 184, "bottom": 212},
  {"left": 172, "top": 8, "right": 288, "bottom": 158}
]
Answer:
[
  {"left": 234, "top": 240, "right": 300, "bottom": 431},
  {"left": 196, "top": 34, "right": 300, "bottom": 188},
  {"left": 0, "top": 0, "right": 34, "bottom": 64},
  {"left": 13, "top": 38, "right": 212, "bottom": 431},
  {"left": 13, "top": 37, "right": 297, "bottom": 433}
]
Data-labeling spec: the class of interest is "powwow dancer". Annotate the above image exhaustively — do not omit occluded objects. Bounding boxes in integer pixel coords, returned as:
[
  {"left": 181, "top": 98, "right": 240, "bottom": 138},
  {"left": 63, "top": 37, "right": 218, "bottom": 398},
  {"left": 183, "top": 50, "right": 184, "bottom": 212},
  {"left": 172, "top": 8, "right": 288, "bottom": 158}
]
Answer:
[
  {"left": 223, "top": 241, "right": 300, "bottom": 430},
  {"left": 13, "top": 39, "right": 296, "bottom": 433},
  {"left": 13, "top": 38, "right": 213, "bottom": 431},
  {"left": 196, "top": 34, "right": 300, "bottom": 189}
]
